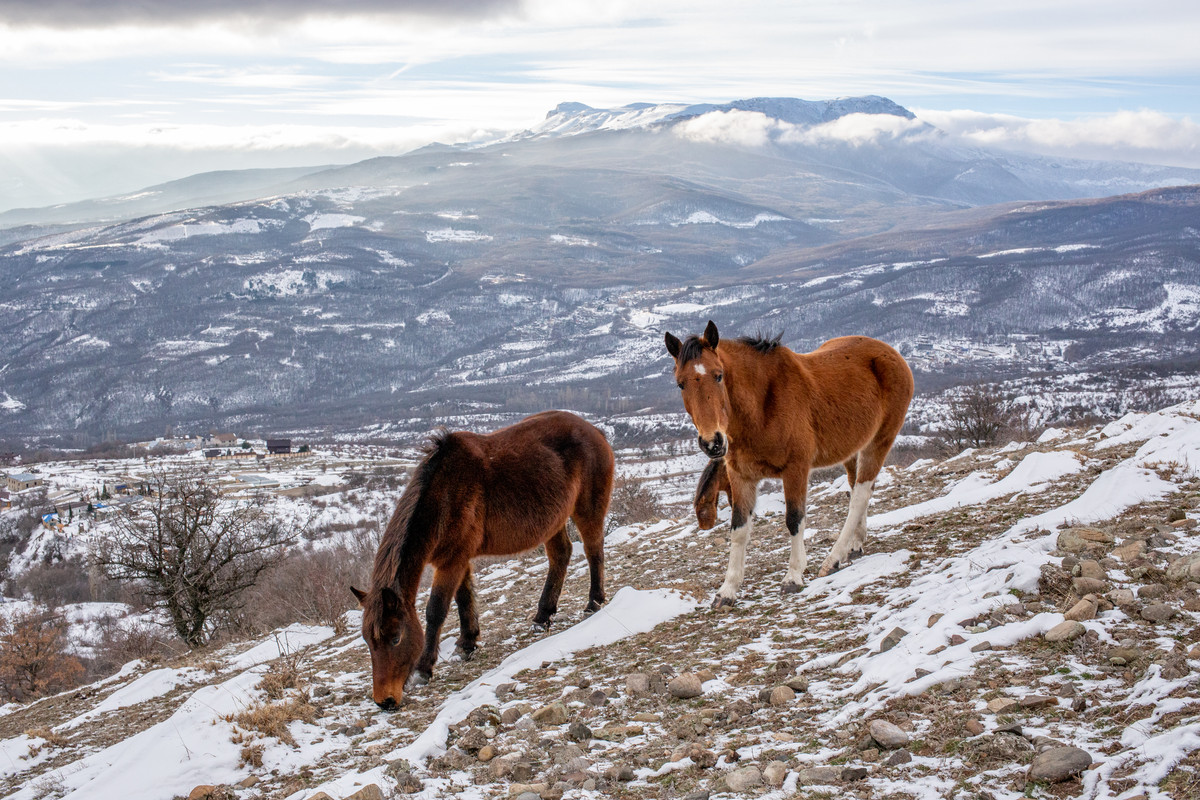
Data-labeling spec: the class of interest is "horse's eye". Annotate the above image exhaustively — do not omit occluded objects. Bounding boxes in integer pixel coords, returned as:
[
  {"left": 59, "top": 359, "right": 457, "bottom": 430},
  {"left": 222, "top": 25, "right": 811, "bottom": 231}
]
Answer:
[
  {"left": 677, "top": 381, "right": 685, "bottom": 390},
  {"left": 389, "top": 636, "right": 400, "bottom": 647},
  {"left": 714, "top": 373, "right": 723, "bottom": 383}
]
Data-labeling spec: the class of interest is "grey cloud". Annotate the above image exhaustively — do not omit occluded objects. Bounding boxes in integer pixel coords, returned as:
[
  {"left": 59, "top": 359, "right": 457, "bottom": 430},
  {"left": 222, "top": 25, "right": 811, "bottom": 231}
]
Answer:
[{"left": 0, "top": 0, "right": 523, "bottom": 28}]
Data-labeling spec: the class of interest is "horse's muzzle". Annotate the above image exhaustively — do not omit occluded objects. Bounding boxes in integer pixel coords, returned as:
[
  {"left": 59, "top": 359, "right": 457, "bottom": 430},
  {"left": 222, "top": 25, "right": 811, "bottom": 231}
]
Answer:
[
  {"left": 698, "top": 432, "right": 726, "bottom": 459},
  {"left": 377, "top": 696, "right": 398, "bottom": 711}
]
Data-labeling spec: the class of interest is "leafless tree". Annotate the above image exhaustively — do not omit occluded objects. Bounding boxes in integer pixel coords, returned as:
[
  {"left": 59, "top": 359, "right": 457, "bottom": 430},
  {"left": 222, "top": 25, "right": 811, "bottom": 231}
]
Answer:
[
  {"left": 0, "top": 605, "right": 84, "bottom": 702},
  {"left": 91, "top": 468, "right": 301, "bottom": 648},
  {"left": 939, "top": 384, "right": 1015, "bottom": 452}
]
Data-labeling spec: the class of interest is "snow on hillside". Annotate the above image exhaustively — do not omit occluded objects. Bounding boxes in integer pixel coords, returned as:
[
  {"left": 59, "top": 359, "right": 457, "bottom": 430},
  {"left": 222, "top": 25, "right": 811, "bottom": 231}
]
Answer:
[{"left": 1, "top": 402, "right": 1198, "bottom": 800}]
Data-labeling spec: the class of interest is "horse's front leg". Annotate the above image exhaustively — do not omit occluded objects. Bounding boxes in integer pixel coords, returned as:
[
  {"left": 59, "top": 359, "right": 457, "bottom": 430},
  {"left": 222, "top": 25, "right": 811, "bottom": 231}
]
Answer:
[
  {"left": 454, "top": 566, "right": 480, "bottom": 660},
  {"left": 416, "top": 565, "right": 466, "bottom": 682},
  {"left": 781, "top": 464, "right": 811, "bottom": 593},
  {"left": 818, "top": 456, "right": 878, "bottom": 577},
  {"left": 714, "top": 475, "right": 757, "bottom": 609}
]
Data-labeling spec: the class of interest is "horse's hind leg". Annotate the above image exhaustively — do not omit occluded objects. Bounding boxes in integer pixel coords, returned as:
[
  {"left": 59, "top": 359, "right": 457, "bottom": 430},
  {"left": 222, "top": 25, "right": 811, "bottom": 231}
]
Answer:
[
  {"left": 818, "top": 446, "right": 888, "bottom": 577},
  {"left": 573, "top": 513, "right": 607, "bottom": 613},
  {"left": 454, "top": 565, "right": 480, "bottom": 660},
  {"left": 533, "top": 525, "right": 572, "bottom": 630},
  {"left": 714, "top": 475, "right": 757, "bottom": 609},
  {"left": 781, "top": 464, "right": 811, "bottom": 593}
]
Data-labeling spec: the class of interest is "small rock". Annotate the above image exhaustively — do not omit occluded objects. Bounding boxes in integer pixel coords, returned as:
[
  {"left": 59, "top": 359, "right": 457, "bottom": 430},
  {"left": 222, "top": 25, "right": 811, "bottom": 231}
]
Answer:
[
  {"left": 784, "top": 675, "right": 809, "bottom": 692},
  {"left": 566, "top": 721, "right": 591, "bottom": 742},
  {"left": 841, "top": 766, "right": 869, "bottom": 781},
  {"left": 682, "top": 792, "right": 710, "bottom": 800},
  {"left": 987, "top": 697, "right": 1018, "bottom": 713},
  {"left": 1057, "top": 527, "right": 1114, "bottom": 554},
  {"left": 763, "top": 760, "right": 788, "bottom": 786},
  {"left": 949, "top": 634, "right": 966, "bottom": 646},
  {"left": 625, "top": 673, "right": 651, "bottom": 696},
  {"left": 886, "top": 749, "right": 912, "bottom": 766},
  {"left": 1028, "top": 746, "right": 1093, "bottom": 782},
  {"left": 1019, "top": 695, "right": 1056, "bottom": 710},
  {"left": 696, "top": 668, "right": 717, "bottom": 683},
  {"left": 1072, "top": 577, "right": 1107, "bottom": 595},
  {"left": 878, "top": 626, "right": 907, "bottom": 653},
  {"left": 1044, "top": 620, "right": 1086, "bottom": 642},
  {"left": 531, "top": 702, "right": 569, "bottom": 726},
  {"left": 1167, "top": 508, "right": 1187, "bottom": 522},
  {"left": 668, "top": 673, "right": 703, "bottom": 699},
  {"left": 594, "top": 724, "right": 644, "bottom": 741},
  {"left": 346, "top": 786, "right": 386, "bottom": 800},
  {"left": 587, "top": 689, "right": 608, "bottom": 707},
  {"left": 1078, "top": 559, "right": 1106, "bottom": 579},
  {"left": 797, "top": 765, "right": 842, "bottom": 785},
  {"left": 769, "top": 685, "right": 796, "bottom": 705},
  {"left": 868, "top": 719, "right": 910, "bottom": 749},
  {"left": 1138, "top": 583, "right": 1168, "bottom": 600},
  {"left": 1107, "top": 588, "right": 1136, "bottom": 606},
  {"left": 631, "top": 712, "right": 660, "bottom": 722},
  {"left": 1141, "top": 603, "right": 1177, "bottom": 622},
  {"left": 927, "top": 613, "right": 944, "bottom": 627},
  {"left": 1167, "top": 553, "right": 1200, "bottom": 581},
  {"left": 186, "top": 788, "right": 232, "bottom": 800},
  {"left": 723, "top": 765, "right": 763, "bottom": 792},
  {"left": 604, "top": 765, "right": 634, "bottom": 782},
  {"left": 1064, "top": 594, "right": 1099, "bottom": 621},
  {"left": 478, "top": 745, "right": 497, "bottom": 762},
  {"left": 965, "top": 719, "right": 986, "bottom": 736},
  {"left": 970, "top": 640, "right": 993, "bottom": 653},
  {"left": 1112, "top": 540, "right": 1146, "bottom": 562}
]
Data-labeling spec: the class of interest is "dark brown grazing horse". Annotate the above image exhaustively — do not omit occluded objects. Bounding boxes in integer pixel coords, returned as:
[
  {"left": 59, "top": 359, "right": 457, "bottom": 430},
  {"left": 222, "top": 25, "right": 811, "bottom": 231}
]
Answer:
[
  {"left": 665, "top": 321, "right": 913, "bottom": 607},
  {"left": 351, "top": 410, "right": 614, "bottom": 709},
  {"left": 694, "top": 457, "right": 731, "bottom": 531}
]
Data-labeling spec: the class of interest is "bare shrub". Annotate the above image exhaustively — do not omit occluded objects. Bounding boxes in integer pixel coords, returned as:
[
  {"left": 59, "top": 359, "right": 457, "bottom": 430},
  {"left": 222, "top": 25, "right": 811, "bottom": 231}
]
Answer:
[
  {"left": 230, "top": 694, "right": 316, "bottom": 746},
  {"left": 232, "top": 542, "right": 373, "bottom": 636},
  {"left": 91, "top": 467, "right": 303, "bottom": 648},
  {"left": 606, "top": 475, "right": 665, "bottom": 531},
  {"left": 938, "top": 384, "right": 1027, "bottom": 453},
  {"left": 0, "top": 605, "right": 85, "bottom": 702},
  {"left": 88, "top": 616, "right": 180, "bottom": 674}
]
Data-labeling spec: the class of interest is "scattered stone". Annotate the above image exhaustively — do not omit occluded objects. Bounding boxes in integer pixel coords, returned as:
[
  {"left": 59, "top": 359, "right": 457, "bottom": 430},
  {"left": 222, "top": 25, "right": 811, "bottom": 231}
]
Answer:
[
  {"left": 1167, "top": 553, "right": 1200, "bottom": 581},
  {"left": 1112, "top": 540, "right": 1146, "bottom": 563},
  {"left": 1072, "top": 696, "right": 1087, "bottom": 713},
  {"left": 346, "top": 786, "right": 386, "bottom": 800},
  {"left": 477, "top": 745, "right": 497, "bottom": 762},
  {"left": 1138, "top": 583, "right": 1168, "bottom": 600},
  {"left": 1064, "top": 594, "right": 1099, "bottom": 621},
  {"left": 886, "top": 749, "right": 913, "bottom": 766},
  {"left": 841, "top": 766, "right": 869, "bottom": 781},
  {"left": 868, "top": 719, "right": 910, "bottom": 749},
  {"left": 723, "top": 765, "right": 763, "bottom": 792},
  {"left": 965, "top": 719, "right": 986, "bottom": 736},
  {"left": 682, "top": 792, "right": 710, "bottom": 800},
  {"left": 566, "top": 721, "right": 591, "bottom": 743},
  {"left": 1078, "top": 559, "right": 1106, "bottom": 579},
  {"left": 456, "top": 727, "right": 487, "bottom": 753},
  {"left": 1072, "top": 577, "right": 1107, "bottom": 595},
  {"left": 966, "top": 732, "right": 1033, "bottom": 762},
  {"left": 1168, "top": 508, "right": 1187, "bottom": 523},
  {"left": 1057, "top": 527, "right": 1114, "bottom": 554},
  {"left": 594, "top": 725, "right": 644, "bottom": 742},
  {"left": 796, "top": 765, "right": 841, "bottom": 785},
  {"left": 631, "top": 712, "right": 660, "bottom": 722},
  {"left": 785, "top": 675, "right": 809, "bottom": 692},
  {"left": 987, "top": 697, "right": 1018, "bottom": 713},
  {"left": 1019, "top": 695, "right": 1056, "bottom": 710},
  {"left": 1107, "top": 588, "right": 1136, "bottom": 606},
  {"left": 604, "top": 765, "right": 634, "bottom": 782},
  {"left": 769, "top": 685, "right": 796, "bottom": 705},
  {"left": 1028, "top": 746, "right": 1093, "bottom": 782},
  {"left": 625, "top": 673, "right": 651, "bottom": 696},
  {"left": 763, "top": 760, "right": 788, "bottom": 786},
  {"left": 587, "top": 689, "right": 608, "bottom": 707},
  {"left": 696, "top": 668, "right": 717, "bottom": 683},
  {"left": 949, "top": 634, "right": 966, "bottom": 646},
  {"left": 531, "top": 702, "right": 568, "bottom": 726},
  {"left": 495, "top": 682, "right": 517, "bottom": 697},
  {"left": 187, "top": 788, "right": 234, "bottom": 800},
  {"left": 1141, "top": 603, "right": 1178, "bottom": 622},
  {"left": 970, "top": 640, "right": 993, "bottom": 653},
  {"left": 1045, "top": 620, "right": 1086, "bottom": 642},
  {"left": 927, "top": 613, "right": 944, "bottom": 627},
  {"left": 879, "top": 626, "right": 907, "bottom": 653},
  {"left": 668, "top": 673, "right": 703, "bottom": 699}
]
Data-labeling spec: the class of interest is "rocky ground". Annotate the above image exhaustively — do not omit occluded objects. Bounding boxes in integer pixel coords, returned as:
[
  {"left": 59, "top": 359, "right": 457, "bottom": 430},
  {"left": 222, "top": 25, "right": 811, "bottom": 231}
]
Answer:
[{"left": 2, "top": 403, "right": 1199, "bottom": 800}]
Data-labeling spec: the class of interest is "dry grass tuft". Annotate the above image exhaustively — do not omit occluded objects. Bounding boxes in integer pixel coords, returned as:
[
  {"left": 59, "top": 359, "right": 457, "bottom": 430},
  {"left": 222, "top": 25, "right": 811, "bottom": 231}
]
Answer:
[{"left": 229, "top": 694, "right": 316, "bottom": 747}]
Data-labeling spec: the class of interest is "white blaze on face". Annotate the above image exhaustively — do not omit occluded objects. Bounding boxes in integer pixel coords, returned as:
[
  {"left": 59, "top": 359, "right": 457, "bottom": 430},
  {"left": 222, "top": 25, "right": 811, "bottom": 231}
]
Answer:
[{"left": 694, "top": 363, "right": 707, "bottom": 375}]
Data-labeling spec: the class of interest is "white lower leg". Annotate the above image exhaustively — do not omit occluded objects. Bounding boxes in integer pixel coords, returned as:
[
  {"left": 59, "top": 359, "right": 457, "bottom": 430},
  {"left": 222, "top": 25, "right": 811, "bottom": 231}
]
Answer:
[
  {"left": 822, "top": 480, "right": 874, "bottom": 571},
  {"left": 784, "top": 520, "right": 807, "bottom": 587},
  {"left": 717, "top": 520, "right": 752, "bottom": 601}
]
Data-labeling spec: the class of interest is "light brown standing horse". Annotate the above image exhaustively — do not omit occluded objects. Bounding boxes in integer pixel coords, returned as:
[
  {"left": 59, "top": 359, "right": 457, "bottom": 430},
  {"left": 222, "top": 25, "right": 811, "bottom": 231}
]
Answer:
[
  {"left": 351, "top": 410, "right": 614, "bottom": 709},
  {"left": 665, "top": 321, "right": 913, "bottom": 607}
]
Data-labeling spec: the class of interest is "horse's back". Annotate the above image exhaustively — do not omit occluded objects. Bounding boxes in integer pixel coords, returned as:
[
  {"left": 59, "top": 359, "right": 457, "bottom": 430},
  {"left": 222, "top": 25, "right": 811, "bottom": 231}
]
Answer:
[{"left": 807, "top": 335, "right": 913, "bottom": 400}]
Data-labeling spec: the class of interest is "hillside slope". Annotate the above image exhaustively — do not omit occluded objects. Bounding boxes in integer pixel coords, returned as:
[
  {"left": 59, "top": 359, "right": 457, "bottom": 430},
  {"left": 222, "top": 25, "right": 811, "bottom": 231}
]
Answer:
[{"left": 2, "top": 403, "right": 1199, "bottom": 800}]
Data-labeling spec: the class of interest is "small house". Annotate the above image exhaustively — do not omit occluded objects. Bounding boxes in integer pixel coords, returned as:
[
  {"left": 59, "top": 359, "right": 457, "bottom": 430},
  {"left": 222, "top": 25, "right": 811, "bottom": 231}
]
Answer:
[
  {"left": 6, "top": 472, "right": 44, "bottom": 492},
  {"left": 266, "top": 439, "right": 292, "bottom": 455}
]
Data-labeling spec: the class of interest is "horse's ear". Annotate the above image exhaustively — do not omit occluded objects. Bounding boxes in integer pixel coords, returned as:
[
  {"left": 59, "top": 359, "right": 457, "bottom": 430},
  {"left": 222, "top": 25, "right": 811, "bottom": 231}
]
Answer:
[
  {"left": 380, "top": 586, "right": 399, "bottom": 610},
  {"left": 664, "top": 331, "right": 681, "bottom": 359},
  {"left": 704, "top": 320, "right": 719, "bottom": 348},
  {"left": 350, "top": 585, "right": 367, "bottom": 605}
]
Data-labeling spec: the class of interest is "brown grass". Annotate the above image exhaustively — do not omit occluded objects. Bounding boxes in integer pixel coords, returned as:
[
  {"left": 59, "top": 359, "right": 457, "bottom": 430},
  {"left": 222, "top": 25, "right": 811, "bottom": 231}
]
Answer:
[{"left": 229, "top": 694, "right": 316, "bottom": 747}]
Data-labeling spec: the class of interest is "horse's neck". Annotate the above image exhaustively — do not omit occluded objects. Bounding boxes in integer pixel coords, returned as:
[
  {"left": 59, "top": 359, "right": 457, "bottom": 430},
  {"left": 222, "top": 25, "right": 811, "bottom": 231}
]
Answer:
[{"left": 724, "top": 344, "right": 809, "bottom": 436}]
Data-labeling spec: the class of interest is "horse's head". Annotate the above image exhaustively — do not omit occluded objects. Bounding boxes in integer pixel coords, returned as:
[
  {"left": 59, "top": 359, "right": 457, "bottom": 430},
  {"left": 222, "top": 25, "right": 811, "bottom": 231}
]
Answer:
[
  {"left": 351, "top": 584, "right": 423, "bottom": 710},
  {"left": 694, "top": 457, "right": 730, "bottom": 530},
  {"left": 665, "top": 320, "right": 729, "bottom": 459}
]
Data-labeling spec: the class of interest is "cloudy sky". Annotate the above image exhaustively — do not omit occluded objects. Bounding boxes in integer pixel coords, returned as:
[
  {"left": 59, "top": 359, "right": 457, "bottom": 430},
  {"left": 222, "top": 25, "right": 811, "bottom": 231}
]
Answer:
[{"left": 1, "top": 0, "right": 1198, "bottom": 210}]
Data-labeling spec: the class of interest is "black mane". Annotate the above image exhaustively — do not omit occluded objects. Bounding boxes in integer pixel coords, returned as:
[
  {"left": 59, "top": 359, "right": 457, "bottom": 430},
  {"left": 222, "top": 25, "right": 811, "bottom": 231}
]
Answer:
[
  {"left": 677, "top": 335, "right": 710, "bottom": 365},
  {"left": 738, "top": 332, "right": 783, "bottom": 354}
]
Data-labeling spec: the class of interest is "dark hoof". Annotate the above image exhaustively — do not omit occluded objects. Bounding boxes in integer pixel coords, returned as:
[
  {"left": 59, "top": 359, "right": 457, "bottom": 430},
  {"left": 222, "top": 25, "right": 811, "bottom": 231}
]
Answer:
[
  {"left": 817, "top": 560, "right": 842, "bottom": 578},
  {"left": 406, "top": 670, "right": 431, "bottom": 690},
  {"left": 849, "top": 548, "right": 863, "bottom": 561},
  {"left": 530, "top": 620, "right": 551, "bottom": 632},
  {"left": 781, "top": 581, "right": 803, "bottom": 595},
  {"left": 711, "top": 595, "right": 736, "bottom": 610},
  {"left": 455, "top": 644, "right": 477, "bottom": 661}
]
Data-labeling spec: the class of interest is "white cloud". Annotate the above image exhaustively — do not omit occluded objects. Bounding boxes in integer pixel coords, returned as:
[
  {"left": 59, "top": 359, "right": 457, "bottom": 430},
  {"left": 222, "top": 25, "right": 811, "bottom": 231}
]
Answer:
[
  {"left": 916, "top": 108, "right": 1200, "bottom": 168},
  {"left": 780, "top": 113, "right": 932, "bottom": 146},
  {"left": 673, "top": 109, "right": 933, "bottom": 150},
  {"left": 673, "top": 110, "right": 781, "bottom": 147}
]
